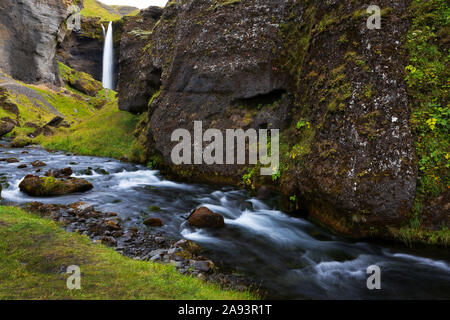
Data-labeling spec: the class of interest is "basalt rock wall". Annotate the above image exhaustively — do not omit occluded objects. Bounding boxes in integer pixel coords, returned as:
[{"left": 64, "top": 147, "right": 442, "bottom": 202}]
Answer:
[
  {"left": 118, "top": 0, "right": 445, "bottom": 238},
  {"left": 0, "top": 0, "right": 77, "bottom": 85}
]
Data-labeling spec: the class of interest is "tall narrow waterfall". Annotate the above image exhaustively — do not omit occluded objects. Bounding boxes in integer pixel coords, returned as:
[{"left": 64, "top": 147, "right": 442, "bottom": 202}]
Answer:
[{"left": 102, "top": 21, "right": 114, "bottom": 89}]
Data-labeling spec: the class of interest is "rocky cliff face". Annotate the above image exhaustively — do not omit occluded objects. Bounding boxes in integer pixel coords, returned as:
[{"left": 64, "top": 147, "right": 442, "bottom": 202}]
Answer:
[
  {"left": 117, "top": 7, "right": 163, "bottom": 114},
  {"left": 0, "top": 0, "right": 76, "bottom": 85},
  {"left": 57, "top": 16, "right": 104, "bottom": 81},
  {"left": 116, "top": 0, "right": 424, "bottom": 237},
  {"left": 115, "top": 0, "right": 448, "bottom": 236}
]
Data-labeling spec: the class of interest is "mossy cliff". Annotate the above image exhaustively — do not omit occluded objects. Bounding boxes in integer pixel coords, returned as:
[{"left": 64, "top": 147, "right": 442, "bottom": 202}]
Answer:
[{"left": 117, "top": 0, "right": 449, "bottom": 244}]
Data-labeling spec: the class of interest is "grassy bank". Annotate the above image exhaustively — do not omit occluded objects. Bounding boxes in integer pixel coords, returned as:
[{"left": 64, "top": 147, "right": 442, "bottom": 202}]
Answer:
[
  {"left": 0, "top": 206, "right": 255, "bottom": 300},
  {"left": 36, "top": 101, "right": 145, "bottom": 161},
  {"left": 29, "top": 63, "right": 146, "bottom": 161}
]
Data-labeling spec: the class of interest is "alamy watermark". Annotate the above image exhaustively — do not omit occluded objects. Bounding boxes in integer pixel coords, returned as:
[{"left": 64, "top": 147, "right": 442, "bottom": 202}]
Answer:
[
  {"left": 171, "top": 121, "right": 279, "bottom": 176},
  {"left": 367, "top": 5, "right": 381, "bottom": 30},
  {"left": 66, "top": 5, "right": 81, "bottom": 32},
  {"left": 367, "top": 265, "right": 381, "bottom": 290},
  {"left": 66, "top": 265, "right": 81, "bottom": 290}
]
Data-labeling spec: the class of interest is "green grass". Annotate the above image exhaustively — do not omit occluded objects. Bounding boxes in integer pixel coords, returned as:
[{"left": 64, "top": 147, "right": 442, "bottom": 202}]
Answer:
[
  {"left": 0, "top": 206, "right": 256, "bottom": 300},
  {"left": 1, "top": 64, "right": 110, "bottom": 138},
  {"left": 36, "top": 100, "right": 145, "bottom": 161},
  {"left": 392, "top": 226, "right": 449, "bottom": 247},
  {"left": 80, "top": 0, "right": 122, "bottom": 21},
  {"left": 80, "top": 0, "right": 140, "bottom": 21},
  {"left": 404, "top": 0, "right": 449, "bottom": 226}
]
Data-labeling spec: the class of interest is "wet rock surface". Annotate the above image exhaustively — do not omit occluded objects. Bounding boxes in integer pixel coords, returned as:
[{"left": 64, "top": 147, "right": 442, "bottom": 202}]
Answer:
[
  {"left": 143, "top": 217, "right": 164, "bottom": 227},
  {"left": 188, "top": 207, "right": 225, "bottom": 228},
  {"left": 45, "top": 167, "right": 73, "bottom": 178}
]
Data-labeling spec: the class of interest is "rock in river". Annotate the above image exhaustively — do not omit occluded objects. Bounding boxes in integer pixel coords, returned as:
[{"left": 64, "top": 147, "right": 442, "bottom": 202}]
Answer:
[
  {"left": 45, "top": 167, "right": 72, "bottom": 178},
  {"left": 19, "top": 175, "right": 93, "bottom": 196},
  {"left": 7, "top": 136, "right": 32, "bottom": 148},
  {"left": 143, "top": 217, "right": 163, "bottom": 227},
  {"left": 187, "top": 207, "right": 225, "bottom": 228},
  {"left": 31, "top": 160, "right": 46, "bottom": 167}
]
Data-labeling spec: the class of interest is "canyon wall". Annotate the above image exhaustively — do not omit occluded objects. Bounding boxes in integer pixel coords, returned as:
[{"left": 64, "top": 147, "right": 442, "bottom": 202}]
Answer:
[
  {"left": 117, "top": 0, "right": 435, "bottom": 237},
  {"left": 0, "top": 0, "right": 77, "bottom": 85}
]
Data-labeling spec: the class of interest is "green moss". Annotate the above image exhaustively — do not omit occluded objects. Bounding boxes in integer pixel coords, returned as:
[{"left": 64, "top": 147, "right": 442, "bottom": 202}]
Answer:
[
  {"left": 318, "top": 64, "right": 352, "bottom": 114},
  {"left": 4, "top": 63, "right": 117, "bottom": 139},
  {"left": 405, "top": 0, "right": 449, "bottom": 225},
  {"left": 0, "top": 206, "right": 256, "bottom": 299},
  {"left": 276, "top": 1, "right": 315, "bottom": 85},
  {"left": 8, "top": 135, "right": 33, "bottom": 148},
  {"left": 289, "top": 125, "right": 315, "bottom": 163},
  {"left": 148, "top": 89, "right": 161, "bottom": 108},
  {"left": 209, "top": 0, "right": 242, "bottom": 11},
  {"left": 58, "top": 62, "right": 103, "bottom": 97},
  {"left": 394, "top": 226, "right": 449, "bottom": 247},
  {"left": 148, "top": 206, "right": 161, "bottom": 212},
  {"left": 40, "top": 176, "right": 65, "bottom": 194}
]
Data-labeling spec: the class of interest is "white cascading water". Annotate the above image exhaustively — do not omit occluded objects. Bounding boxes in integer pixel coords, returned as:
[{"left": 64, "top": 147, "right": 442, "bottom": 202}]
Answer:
[{"left": 102, "top": 21, "right": 114, "bottom": 89}]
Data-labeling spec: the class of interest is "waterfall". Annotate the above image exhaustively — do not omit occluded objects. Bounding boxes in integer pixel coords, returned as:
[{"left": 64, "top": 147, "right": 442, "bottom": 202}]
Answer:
[{"left": 102, "top": 21, "right": 114, "bottom": 90}]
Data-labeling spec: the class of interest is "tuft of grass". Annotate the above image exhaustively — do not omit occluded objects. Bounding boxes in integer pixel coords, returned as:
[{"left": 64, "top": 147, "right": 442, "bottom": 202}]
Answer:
[
  {"left": 0, "top": 206, "right": 256, "bottom": 300},
  {"left": 392, "top": 226, "right": 449, "bottom": 247}
]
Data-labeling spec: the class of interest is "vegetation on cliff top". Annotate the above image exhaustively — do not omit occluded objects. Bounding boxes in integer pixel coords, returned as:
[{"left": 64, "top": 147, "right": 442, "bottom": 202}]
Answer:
[
  {"left": 80, "top": 0, "right": 139, "bottom": 21},
  {"left": 0, "top": 206, "right": 254, "bottom": 299}
]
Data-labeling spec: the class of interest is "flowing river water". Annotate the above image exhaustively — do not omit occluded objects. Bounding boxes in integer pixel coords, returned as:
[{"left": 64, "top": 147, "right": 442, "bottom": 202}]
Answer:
[{"left": 1, "top": 143, "right": 449, "bottom": 299}]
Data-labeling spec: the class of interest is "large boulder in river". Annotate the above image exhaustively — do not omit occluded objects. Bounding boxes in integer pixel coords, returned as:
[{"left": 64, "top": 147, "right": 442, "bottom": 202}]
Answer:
[
  {"left": 188, "top": 207, "right": 224, "bottom": 228},
  {"left": 19, "top": 175, "right": 93, "bottom": 197}
]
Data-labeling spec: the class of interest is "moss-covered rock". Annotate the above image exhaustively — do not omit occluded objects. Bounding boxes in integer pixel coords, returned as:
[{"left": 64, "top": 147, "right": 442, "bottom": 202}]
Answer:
[
  {"left": 19, "top": 175, "right": 93, "bottom": 197},
  {"left": 59, "top": 62, "right": 103, "bottom": 97},
  {"left": 8, "top": 135, "right": 32, "bottom": 148}
]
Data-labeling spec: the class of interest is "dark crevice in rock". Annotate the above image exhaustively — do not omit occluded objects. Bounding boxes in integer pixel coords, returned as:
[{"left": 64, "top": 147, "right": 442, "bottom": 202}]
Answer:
[{"left": 232, "top": 89, "right": 287, "bottom": 109}]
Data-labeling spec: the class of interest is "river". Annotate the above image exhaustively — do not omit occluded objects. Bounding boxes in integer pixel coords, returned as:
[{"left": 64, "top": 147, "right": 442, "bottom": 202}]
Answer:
[{"left": 1, "top": 143, "right": 449, "bottom": 299}]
